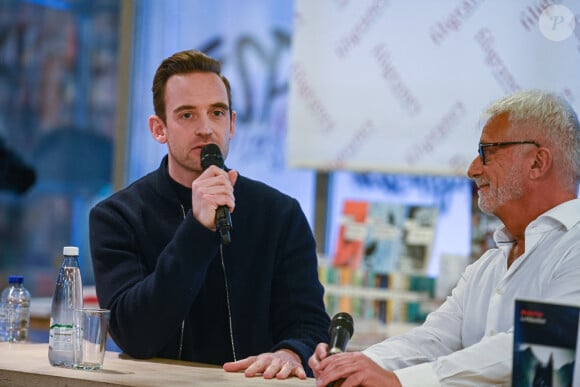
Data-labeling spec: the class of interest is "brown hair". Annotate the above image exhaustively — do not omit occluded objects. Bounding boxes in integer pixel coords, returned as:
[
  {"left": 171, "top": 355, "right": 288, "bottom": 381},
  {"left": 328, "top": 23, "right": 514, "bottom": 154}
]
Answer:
[{"left": 151, "top": 50, "right": 232, "bottom": 123}]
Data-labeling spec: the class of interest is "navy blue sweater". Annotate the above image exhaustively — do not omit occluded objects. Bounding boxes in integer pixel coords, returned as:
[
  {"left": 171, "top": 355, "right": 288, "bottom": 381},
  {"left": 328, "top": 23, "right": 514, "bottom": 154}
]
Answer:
[{"left": 89, "top": 156, "right": 329, "bottom": 375}]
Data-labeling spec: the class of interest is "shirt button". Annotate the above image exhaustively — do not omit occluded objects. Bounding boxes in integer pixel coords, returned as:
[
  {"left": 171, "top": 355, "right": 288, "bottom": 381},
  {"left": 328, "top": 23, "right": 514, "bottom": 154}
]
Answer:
[
  {"left": 489, "top": 329, "right": 496, "bottom": 336},
  {"left": 496, "top": 288, "right": 504, "bottom": 295}
]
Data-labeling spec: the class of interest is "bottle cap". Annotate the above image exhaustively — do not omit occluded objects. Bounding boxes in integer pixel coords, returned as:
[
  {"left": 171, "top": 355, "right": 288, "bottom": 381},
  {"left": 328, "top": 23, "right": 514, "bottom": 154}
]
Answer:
[
  {"left": 63, "top": 246, "right": 79, "bottom": 256},
  {"left": 8, "top": 275, "right": 24, "bottom": 284}
]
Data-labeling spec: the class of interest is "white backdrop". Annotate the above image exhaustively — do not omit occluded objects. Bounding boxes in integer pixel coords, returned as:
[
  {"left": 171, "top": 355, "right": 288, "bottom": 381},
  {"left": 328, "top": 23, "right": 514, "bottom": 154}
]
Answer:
[{"left": 288, "top": 0, "right": 580, "bottom": 176}]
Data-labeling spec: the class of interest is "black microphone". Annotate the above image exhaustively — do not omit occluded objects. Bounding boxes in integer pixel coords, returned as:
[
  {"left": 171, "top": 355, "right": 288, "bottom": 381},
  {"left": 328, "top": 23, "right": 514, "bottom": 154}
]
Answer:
[
  {"left": 200, "top": 143, "right": 232, "bottom": 245},
  {"left": 328, "top": 312, "right": 354, "bottom": 355},
  {"left": 326, "top": 312, "right": 354, "bottom": 387}
]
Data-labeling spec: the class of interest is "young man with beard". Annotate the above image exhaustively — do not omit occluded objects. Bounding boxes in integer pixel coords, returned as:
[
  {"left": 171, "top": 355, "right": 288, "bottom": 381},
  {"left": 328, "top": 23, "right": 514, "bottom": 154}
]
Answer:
[
  {"left": 309, "top": 89, "right": 580, "bottom": 386},
  {"left": 89, "top": 50, "right": 329, "bottom": 380}
]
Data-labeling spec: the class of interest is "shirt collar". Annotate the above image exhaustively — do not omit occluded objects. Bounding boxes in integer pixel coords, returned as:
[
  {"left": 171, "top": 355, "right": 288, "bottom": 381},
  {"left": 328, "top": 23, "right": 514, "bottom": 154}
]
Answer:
[
  {"left": 493, "top": 198, "right": 580, "bottom": 243},
  {"left": 535, "top": 198, "right": 580, "bottom": 231}
]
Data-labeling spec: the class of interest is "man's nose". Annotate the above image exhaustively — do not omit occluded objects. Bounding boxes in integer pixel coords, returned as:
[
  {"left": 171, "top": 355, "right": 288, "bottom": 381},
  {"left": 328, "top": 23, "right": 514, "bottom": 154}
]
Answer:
[
  {"left": 466, "top": 155, "right": 482, "bottom": 179},
  {"left": 195, "top": 116, "right": 214, "bottom": 136}
]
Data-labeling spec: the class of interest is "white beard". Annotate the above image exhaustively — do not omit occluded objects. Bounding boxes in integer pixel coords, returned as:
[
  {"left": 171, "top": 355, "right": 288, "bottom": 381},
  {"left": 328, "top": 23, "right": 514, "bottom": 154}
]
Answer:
[{"left": 478, "top": 165, "right": 524, "bottom": 214}]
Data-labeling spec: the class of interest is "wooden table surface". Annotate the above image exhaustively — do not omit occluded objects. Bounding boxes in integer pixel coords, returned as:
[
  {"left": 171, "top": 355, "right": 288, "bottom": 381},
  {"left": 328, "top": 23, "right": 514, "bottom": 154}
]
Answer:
[{"left": 0, "top": 342, "right": 315, "bottom": 386}]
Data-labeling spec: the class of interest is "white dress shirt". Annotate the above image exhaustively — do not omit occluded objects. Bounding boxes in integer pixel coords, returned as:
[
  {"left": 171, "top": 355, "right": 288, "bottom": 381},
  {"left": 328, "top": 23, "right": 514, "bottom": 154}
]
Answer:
[{"left": 363, "top": 198, "right": 580, "bottom": 386}]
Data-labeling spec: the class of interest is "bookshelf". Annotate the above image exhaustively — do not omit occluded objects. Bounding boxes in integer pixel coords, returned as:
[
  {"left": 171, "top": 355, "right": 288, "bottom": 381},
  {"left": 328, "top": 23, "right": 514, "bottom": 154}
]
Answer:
[{"left": 323, "top": 283, "right": 427, "bottom": 303}]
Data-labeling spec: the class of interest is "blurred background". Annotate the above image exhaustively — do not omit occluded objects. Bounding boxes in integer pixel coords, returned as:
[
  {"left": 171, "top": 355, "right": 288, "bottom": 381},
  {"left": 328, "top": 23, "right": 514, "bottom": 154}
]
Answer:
[{"left": 0, "top": 0, "right": 578, "bottom": 332}]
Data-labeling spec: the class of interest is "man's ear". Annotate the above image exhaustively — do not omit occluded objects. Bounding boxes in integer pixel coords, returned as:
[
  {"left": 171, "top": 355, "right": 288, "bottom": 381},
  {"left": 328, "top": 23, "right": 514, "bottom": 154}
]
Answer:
[
  {"left": 148, "top": 115, "right": 167, "bottom": 144},
  {"left": 529, "top": 147, "right": 552, "bottom": 179},
  {"left": 229, "top": 110, "right": 237, "bottom": 140}
]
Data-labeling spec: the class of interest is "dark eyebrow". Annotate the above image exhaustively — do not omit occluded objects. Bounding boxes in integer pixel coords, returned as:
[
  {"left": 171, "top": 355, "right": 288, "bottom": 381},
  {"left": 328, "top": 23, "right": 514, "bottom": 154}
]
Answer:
[
  {"left": 172, "top": 102, "right": 229, "bottom": 115},
  {"left": 173, "top": 105, "right": 195, "bottom": 114},
  {"left": 211, "top": 102, "right": 229, "bottom": 111}
]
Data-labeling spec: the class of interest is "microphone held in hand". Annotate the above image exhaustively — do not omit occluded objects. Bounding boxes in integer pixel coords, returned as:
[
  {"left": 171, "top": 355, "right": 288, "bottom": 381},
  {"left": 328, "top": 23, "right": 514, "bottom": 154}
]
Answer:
[
  {"left": 326, "top": 312, "right": 354, "bottom": 387},
  {"left": 200, "top": 143, "right": 232, "bottom": 245},
  {"left": 328, "top": 312, "right": 354, "bottom": 355}
]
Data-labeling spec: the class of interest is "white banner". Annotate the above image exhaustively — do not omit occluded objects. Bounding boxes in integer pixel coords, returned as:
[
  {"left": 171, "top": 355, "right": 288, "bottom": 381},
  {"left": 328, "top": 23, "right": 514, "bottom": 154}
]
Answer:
[{"left": 288, "top": 0, "right": 580, "bottom": 176}]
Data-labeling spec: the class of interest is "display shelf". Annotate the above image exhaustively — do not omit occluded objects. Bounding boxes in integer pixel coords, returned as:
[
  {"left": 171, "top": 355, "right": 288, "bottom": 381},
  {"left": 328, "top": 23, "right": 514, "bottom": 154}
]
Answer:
[{"left": 323, "top": 283, "right": 429, "bottom": 302}]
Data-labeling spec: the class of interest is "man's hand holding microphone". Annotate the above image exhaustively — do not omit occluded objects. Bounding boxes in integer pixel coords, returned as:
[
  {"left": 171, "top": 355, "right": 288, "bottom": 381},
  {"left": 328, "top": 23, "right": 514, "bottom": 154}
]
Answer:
[{"left": 309, "top": 312, "right": 403, "bottom": 387}]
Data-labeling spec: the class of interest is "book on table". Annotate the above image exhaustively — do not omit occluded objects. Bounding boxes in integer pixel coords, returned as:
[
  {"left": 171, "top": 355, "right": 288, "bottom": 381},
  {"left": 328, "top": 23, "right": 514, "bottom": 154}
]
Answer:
[{"left": 512, "top": 298, "right": 580, "bottom": 387}]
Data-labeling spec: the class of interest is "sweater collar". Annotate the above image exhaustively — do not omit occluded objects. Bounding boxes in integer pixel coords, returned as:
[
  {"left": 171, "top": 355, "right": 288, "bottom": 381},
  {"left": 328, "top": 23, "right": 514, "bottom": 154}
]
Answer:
[{"left": 155, "top": 155, "right": 192, "bottom": 212}]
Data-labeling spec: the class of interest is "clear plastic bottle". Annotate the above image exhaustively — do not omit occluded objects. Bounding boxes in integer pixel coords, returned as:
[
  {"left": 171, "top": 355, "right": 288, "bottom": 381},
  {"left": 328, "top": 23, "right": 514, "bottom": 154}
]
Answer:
[
  {"left": 0, "top": 275, "right": 31, "bottom": 342},
  {"left": 48, "top": 246, "right": 83, "bottom": 367}
]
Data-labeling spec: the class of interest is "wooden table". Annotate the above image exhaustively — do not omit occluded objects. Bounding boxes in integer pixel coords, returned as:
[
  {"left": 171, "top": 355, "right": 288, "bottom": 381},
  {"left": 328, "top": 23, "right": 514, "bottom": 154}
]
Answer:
[{"left": 0, "top": 343, "right": 315, "bottom": 386}]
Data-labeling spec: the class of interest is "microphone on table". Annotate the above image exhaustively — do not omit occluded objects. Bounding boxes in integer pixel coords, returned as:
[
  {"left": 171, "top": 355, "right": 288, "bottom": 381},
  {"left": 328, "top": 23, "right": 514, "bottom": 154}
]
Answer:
[
  {"left": 200, "top": 143, "right": 232, "bottom": 245},
  {"left": 326, "top": 312, "right": 354, "bottom": 387}
]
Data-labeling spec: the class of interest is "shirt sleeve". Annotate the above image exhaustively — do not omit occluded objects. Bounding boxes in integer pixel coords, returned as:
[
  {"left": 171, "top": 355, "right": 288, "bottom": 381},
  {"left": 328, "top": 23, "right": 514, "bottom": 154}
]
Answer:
[
  {"left": 393, "top": 363, "right": 440, "bottom": 386},
  {"left": 365, "top": 332, "right": 512, "bottom": 386},
  {"left": 362, "top": 261, "right": 512, "bottom": 386},
  {"left": 430, "top": 331, "right": 512, "bottom": 386},
  {"left": 362, "top": 263, "right": 473, "bottom": 370}
]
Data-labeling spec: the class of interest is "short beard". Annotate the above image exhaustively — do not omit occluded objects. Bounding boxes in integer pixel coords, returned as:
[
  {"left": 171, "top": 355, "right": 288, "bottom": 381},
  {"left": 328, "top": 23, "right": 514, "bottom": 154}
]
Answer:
[{"left": 478, "top": 165, "right": 524, "bottom": 214}]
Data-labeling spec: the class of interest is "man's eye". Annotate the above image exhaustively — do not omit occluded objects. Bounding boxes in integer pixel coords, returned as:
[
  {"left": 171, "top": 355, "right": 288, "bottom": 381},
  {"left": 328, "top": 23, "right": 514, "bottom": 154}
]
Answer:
[
  {"left": 212, "top": 110, "right": 226, "bottom": 117},
  {"left": 182, "top": 112, "right": 193, "bottom": 119},
  {"left": 485, "top": 147, "right": 498, "bottom": 157}
]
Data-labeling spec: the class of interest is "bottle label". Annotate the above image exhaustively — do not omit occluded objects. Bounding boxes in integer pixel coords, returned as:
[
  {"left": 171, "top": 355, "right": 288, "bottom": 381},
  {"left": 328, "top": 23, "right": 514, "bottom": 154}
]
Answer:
[{"left": 49, "top": 324, "right": 74, "bottom": 351}]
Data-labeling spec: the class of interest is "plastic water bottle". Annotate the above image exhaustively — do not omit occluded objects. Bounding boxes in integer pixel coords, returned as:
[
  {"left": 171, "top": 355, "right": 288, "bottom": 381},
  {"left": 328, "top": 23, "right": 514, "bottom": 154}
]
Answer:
[
  {"left": 0, "top": 275, "right": 31, "bottom": 342},
  {"left": 48, "top": 246, "right": 83, "bottom": 367}
]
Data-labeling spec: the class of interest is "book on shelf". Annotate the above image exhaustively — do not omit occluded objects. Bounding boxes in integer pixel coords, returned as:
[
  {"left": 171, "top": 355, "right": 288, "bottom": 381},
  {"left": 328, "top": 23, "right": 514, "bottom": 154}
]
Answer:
[
  {"left": 324, "top": 197, "right": 440, "bottom": 324},
  {"left": 334, "top": 200, "right": 369, "bottom": 269},
  {"left": 333, "top": 200, "right": 438, "bottom": 274},
  {"left": 380, "top": 272, "right": 435, "bottom": 324},
  {"left": 319, "top": 263, "right": 435, "bottom": 325},
  {"left": 512, "top": 298, "right": 580, "bottom": 387}
]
